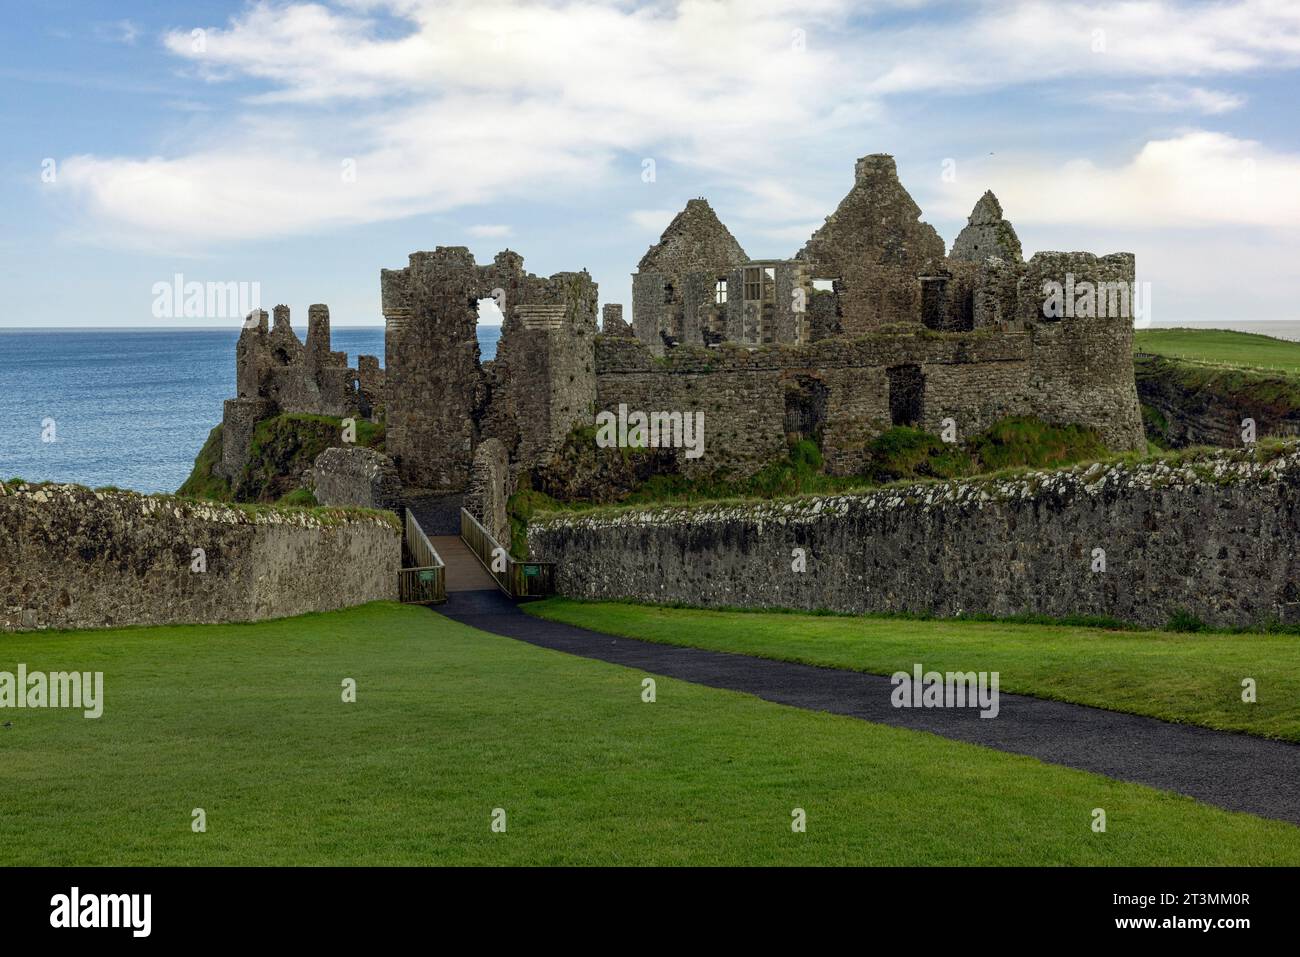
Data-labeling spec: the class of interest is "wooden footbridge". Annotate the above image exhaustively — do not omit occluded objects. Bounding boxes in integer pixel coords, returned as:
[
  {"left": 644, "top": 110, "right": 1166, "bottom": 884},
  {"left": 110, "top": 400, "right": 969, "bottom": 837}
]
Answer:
[{"left": 398, "top": 506, "right": 555, "bottom": 605}]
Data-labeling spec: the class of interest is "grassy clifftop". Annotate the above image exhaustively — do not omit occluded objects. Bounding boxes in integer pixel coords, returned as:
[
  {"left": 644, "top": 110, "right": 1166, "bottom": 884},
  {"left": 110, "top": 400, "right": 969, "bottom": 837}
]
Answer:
[
  {"left": 1135, "top": 327, "right": 1300, "bottom": 374},
  {"left": 1134, "top": 329, "right": 1300, "bottom": 449},
  {"left": 178, "top": 413, "right": 385, "bottom": 505}
]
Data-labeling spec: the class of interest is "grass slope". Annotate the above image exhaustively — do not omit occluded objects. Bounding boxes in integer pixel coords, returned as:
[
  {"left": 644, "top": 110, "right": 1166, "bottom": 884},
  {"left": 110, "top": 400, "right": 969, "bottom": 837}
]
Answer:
[
  {"left": 176, "top": 424, "right": 230, "bottom": 500},
  {"left": 512, "top": 417, "right": 1108, "bottom": 545},
  {"left": 528, "top": 601, "right": 1300, "bottom": 742},
  {"left": 1135, "top": 328, "right": 1300, "bottom": 374},
  {"left": 178, "top": 413, "right": 384, "bottom": 504},
  {"left": 3, "top": 603, "right": 1300, "bottom": 864}
]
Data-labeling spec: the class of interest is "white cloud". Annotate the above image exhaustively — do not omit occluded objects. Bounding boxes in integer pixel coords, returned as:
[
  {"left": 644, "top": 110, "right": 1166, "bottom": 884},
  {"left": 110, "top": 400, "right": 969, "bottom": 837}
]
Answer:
[
  {"left": 467, "top": 224, "right": 513, "bottom": 238},
  {"left": 868, "top": 0, "right": 1300, "bottom": 95},
  {"left": 1088, "top": 84, "right": 1246, "bottom": 115},
  {"left": 629, "top": 209, "right": 681, "bottom": 234},
  {"left": 93, "top": 19, "right": 140, "bottom": 45},
  {"left": 49, "top": 1, "right": 1300, "bottom": 247},
  {"left": 929, "top": 131, "right": 1300, "bottom": 230}
]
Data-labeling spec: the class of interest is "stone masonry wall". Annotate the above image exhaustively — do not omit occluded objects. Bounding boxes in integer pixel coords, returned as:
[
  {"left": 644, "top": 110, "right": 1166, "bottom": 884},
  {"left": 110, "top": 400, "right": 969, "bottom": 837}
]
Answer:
[
  {"left": 529, "top": 448, "right": 1300, "bottom": 629},
  {"left": 0, "top": 483, "right": 399, "bottom": 631},
  {"left": 594, "top": 319, "right": 1142, "bottom": 479},
  {"left": 312, "top": 447, "right": 403, "bottom": 513},
  {"left": 463, "top": 438, "right": 512, "bottom": 545},
  {"left": 381, "top": 247, "right": 598, "bottom": 491}
]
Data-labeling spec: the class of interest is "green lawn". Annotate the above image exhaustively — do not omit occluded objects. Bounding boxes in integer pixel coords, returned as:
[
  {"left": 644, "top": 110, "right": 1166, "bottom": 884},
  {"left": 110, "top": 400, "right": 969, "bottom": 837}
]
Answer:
[
  {"left": 528, "top": 600, "right": 1300, "bottom": 742},
  {"left": 1134, "top": 327, "right": 1300, "bottom": 374},
  {"left": 3, "top": 602, "right": 1299, "bottom": 865}
]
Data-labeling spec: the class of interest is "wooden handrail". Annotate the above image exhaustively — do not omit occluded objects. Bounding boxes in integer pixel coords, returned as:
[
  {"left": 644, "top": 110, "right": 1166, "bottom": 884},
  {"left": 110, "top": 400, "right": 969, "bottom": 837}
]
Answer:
[
  {"left": 459, "top": 508, "right": 555, "bottom": 599},
  {"left": 400, "top": 509, "right": 446, "bottom": 604},
  {"left": 405, "top": 508, "right": 444, "bottom": 570}
]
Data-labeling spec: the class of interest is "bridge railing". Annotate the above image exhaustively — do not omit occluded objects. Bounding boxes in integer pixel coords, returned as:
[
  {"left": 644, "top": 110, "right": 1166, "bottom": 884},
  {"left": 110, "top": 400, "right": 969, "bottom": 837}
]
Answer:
[
  {"left": 399, "top": 508, "right": 446, "bottom": 604},
  {"left": 460, "top": 508, "right": 555, "bottom": 599}
]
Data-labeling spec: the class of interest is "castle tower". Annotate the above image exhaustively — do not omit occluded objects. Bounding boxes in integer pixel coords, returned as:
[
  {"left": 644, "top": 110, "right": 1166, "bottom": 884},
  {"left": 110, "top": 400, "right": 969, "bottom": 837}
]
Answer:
[
  {"left": 504, "top": 271, "right": 598, "bottom": 469},
  {"left": 234, "top": 308, "right": 269, "bottom": 398},
  {"left": 381, "top": 247, "right": 485, "bottom": 492},
  {"left": 305, "top": 303, "right": 332, "bottom": 373}
]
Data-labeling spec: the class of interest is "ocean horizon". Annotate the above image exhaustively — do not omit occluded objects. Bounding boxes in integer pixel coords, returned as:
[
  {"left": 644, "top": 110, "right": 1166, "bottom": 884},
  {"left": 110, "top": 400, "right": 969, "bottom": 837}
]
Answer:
[{"left": 0, "top": 325, "right": 501, "bottom": 494}]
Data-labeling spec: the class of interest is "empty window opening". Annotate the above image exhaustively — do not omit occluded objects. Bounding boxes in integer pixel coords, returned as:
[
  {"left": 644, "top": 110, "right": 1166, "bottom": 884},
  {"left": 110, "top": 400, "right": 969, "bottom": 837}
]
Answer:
[
  {"left": 476, "top": 297, "right": 505, "bottom": 326},
  {"left": 784, "top": 376, "right": 829, "bottom": 445},
  {"left": 715, "top": 278, "right": 728, "bottom": 305},
  {"left": 887, "top": 364, "right": 924, "bottom": 427},
  {"left": 955, "top": 289, "right": 974, "bottom": 332},
  {"left": 920, "top": 277, "right": 947, "bottom": 331},
  {"left": 743, "top": 267, "right": 762, "bottom": 301}
]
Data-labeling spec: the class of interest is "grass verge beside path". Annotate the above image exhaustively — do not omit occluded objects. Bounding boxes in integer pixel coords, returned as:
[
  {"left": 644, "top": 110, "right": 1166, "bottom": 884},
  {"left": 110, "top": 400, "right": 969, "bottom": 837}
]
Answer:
[
  {"left": 527, "top": 600, "right": 1300, "bottom": 742},
  {"left": 3, "top": 602, "right": 1298, "bottom": 864}
]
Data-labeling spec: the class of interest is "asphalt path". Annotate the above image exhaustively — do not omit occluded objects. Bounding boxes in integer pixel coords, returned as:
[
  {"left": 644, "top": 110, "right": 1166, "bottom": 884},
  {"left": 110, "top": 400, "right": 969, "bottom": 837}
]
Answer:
[{"left": 439, "top": 589, "right": 1300, "bottom": 826}]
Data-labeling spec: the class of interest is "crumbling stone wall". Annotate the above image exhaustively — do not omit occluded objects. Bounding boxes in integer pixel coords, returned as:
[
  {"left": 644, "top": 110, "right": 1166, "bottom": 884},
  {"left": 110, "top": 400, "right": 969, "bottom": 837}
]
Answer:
[
  {"left": 0, "top": 483, "right": 399, "bottom": 631},
  {"left": 594, "top": 315, "right": 1142, "bottom": 478},
  {"left": 357, "top": 355, "right": 385, "bottom": 418},
  {"left": 795, "top": 154, "right": 948, "bottom": 335},
  {"left": 602, "top": 304, "right": 633, "bottom": 338},
  {"left": 312, "top": 447, "right": 402, "bottom": 513},
  {"left": 382, "top": 247, "right": 597, "bottom": 493},
  {"left": 219, "top": 397, "right": 274, "bottom": 482},
  {"left": 632, "top": 199, "right": 748, "bottom": 354},
  {"left": 463, "top": 438, "right": 512, "bottom": 545},
  {"left": 497, "top": 275, "right": 598, "bottom": 470},
  {"left": 529, "top": 448, "right": 1300, "bottom": 629},
  {"left": 218, "top": 305, "right": 381, "bottom": 482},
  {"left": 950, "top": 191, "right": 1023, "bottom": 263}
]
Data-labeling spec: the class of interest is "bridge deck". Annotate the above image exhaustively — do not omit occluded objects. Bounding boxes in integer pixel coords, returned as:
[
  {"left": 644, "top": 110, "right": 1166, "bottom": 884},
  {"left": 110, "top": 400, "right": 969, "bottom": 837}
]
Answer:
[{"left": 429, "top": 535, "right": 498, "bottom": 593}]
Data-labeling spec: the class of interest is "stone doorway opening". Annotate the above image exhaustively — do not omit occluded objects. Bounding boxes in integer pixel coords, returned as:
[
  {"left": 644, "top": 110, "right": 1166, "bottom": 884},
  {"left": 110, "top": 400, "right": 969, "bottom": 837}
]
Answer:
[
  {"left": 784, "top": 375, "right": 829, "bottom": 446},
  {"left": 887, "top": 364, "right": 924, "bottom": 427}
]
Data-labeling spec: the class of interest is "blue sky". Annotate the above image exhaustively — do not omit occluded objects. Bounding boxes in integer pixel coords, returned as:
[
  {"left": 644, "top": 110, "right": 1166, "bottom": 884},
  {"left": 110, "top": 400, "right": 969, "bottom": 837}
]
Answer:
[{"left": 2, "top": 0, "right": 1299, "bottom": 328}]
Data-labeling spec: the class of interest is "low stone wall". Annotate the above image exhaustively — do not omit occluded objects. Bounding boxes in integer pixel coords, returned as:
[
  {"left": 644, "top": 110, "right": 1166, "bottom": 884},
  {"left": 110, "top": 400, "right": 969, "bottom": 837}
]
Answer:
[
  {"left": 528, "top": 447, "right": 1300, "bottom": 629},
  {"left": 0, "top": 483, "right": 400, "bottom": 632},
  {"left": 312, "top": 446, "right": 402, "bottom": 512}
]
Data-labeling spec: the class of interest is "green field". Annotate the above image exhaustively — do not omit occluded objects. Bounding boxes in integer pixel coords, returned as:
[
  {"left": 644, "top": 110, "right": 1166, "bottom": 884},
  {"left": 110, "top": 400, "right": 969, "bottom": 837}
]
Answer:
[
  {"left": 3, "top": 602, "right": 1300, "bottom": 865},
  {"left": 1134, "top": 327, "right": 1300, "bottom": 374},
  {"left": 528, "top": 601, "right": 1300, "bottom": 742}
]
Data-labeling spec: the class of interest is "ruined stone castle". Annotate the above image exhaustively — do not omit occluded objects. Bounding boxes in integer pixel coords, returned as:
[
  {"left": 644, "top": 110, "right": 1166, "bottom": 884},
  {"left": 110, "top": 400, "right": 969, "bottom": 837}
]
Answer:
[{"left": 213, "top": 154, "right": 1145, "bottom": 529}]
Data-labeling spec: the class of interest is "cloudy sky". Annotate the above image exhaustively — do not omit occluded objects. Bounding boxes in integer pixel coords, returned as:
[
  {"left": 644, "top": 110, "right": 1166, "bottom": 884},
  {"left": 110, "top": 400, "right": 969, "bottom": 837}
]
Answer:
[{"left": 2, "top": 0, "right": 1299, "bottom": 327}]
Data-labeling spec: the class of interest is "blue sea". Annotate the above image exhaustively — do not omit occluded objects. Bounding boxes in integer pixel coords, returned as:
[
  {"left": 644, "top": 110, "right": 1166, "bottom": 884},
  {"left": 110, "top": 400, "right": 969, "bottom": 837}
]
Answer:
[{"left": 0, "top": 326, "right": 502, "bottom": 494}]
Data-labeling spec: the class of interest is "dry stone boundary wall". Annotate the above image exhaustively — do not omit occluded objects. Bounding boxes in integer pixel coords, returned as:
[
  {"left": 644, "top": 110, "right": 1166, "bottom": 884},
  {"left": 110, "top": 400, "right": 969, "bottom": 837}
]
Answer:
[
  {"left": 528, "top": 449, "right": 1300, "bottom": 629},
  {"left": 1, "top": 483, "right": 399, "bottom": 631}
]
